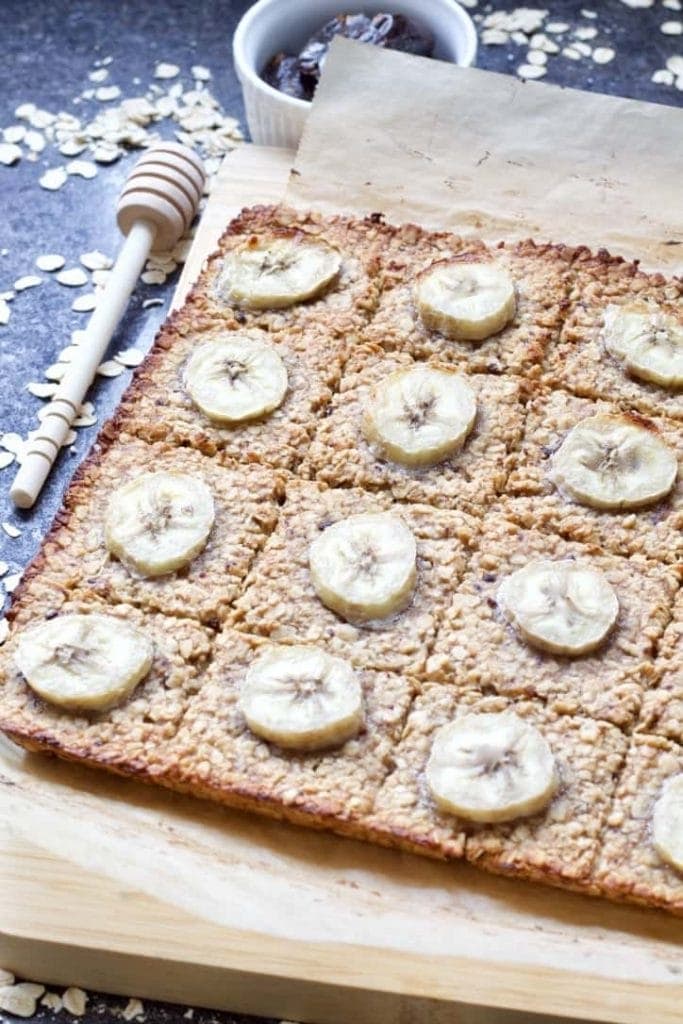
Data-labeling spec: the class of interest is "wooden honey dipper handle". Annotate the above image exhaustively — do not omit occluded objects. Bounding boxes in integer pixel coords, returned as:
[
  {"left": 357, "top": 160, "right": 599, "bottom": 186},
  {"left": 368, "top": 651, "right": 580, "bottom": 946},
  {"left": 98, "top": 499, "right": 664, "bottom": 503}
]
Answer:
[{"left": 11, "top": 143, "right": 206, "bottom": 509}]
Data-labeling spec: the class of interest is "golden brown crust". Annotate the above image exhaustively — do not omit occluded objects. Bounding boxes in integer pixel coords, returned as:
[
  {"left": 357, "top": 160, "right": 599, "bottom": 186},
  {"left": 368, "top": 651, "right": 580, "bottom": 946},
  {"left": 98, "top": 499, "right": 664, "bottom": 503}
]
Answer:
[
  {"left": 425, "top": 511, "right": 678, "bottom": 728},
  {"left": 300, "top": 345, "right": 525, "bottom": 512},
  {"left": 504, "top": 387, "right": 683, "bottom": 562},
  {"left": 2, "top": 204, "right": 683, "bottom": 917},
  {"left": 543, "top": 251, "right": 683, "bottom": 420},
  {"left": 10, "top": 434, "right": 284, "bottom": 626},
  {"left": 590, "top": 734, "right": 683, "bottom": 915}
]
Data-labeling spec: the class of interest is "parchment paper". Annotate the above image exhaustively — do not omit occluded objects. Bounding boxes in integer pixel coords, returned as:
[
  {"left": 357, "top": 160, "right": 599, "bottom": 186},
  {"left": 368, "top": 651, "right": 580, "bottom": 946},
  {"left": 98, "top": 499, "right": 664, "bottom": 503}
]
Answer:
[{"left": 287, "top": 38, "right": 683, "bottom": 273}]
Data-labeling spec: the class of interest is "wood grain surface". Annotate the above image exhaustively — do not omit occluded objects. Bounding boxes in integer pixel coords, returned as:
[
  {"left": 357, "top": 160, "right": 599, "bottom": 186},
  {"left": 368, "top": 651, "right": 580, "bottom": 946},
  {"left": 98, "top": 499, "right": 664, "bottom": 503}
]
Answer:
[{"left": 2, "top": 145, "right": 681, "bottom": 1024}]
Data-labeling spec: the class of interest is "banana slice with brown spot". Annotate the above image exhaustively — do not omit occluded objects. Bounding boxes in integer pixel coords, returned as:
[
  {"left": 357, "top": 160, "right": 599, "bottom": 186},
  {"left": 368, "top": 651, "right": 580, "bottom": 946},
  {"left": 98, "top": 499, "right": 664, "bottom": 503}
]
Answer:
[
  {"left": 426, "top": 712, "right": 558, "bottom": 823},
  {"left": 14, "top": 614, "right": 153, "bottom": 711},
  {"left": 184, "top": 335, "right": 288, "bottom": 423},
  {"left": 602, "top": 304, "right": 683, "bottom": 391},
  {"left": 415, "top": 260, "right": 516, "bottom": 341},
  {"left": 105, "top": 471, "right": 215, "bottom": 577},
  {"left": 240, "top": 644, "right": 363, "bottom": 751},
  {"left": 217, "top": 232, "right": 341, "bottom": 309},
  {"left": 550, "top": 414, "right": 677, "bottom": 511},
  {"left": 308, "top": 512, "right": 417, "bottom": 623},
  {"left": 362, "top": 365, "right": 477, "bottom": 468},
  {"left": 497, "top": 560, "right": 619, "bottom": 656}
]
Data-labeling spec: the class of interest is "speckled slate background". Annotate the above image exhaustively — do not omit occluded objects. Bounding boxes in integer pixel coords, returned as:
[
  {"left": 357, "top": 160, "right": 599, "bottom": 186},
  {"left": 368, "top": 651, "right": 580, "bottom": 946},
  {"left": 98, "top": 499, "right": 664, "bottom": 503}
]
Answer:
[{"left": 0, "top": 1, "right": 681, "bottom": 1022}]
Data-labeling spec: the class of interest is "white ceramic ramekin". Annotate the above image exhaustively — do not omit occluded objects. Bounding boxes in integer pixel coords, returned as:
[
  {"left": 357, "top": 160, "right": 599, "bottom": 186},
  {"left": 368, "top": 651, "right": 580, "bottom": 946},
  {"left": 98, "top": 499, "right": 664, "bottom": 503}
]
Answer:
[{"left": 233, "top": 0, "right": 478, "bottom": 149}]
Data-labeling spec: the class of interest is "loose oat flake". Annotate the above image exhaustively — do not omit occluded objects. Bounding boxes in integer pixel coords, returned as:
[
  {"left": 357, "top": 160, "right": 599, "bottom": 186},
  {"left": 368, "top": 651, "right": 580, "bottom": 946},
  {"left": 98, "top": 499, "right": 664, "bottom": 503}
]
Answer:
[
  {"left": 80, "top": 250, "right": 112, "bottom": 271},
  {"left": 0, "top": 452, "right": 14, "bottom": 470},
  {"left": 62, "top": 987, "right": 88, "bottom": 1017},
  {"left": 57, "top": 267, "right": 89, "bottom": 287},
  {"left": 141, "top": 269, "right": 166, "bottom": 285},
  {"left": 0, "top": 142, "right": 22, "bottom": 165},
  {"left": 1, "top": 432, "right": 24, "bottom": 454},
  {"left": 2, "top": 522, "right": 21, "bottom": 538},
  {"left": 0, "top": 620, "right": 8, "bottom": 645},
  {"left": 592, "top": 47, "right": 616, "bottom": 63},
  {"left": 661, "top": 19, "right": 683, "bottom": 32},
  {"left": 3, "top": 125, "right": 25, "bottom": 143},
  {"left": 115, "top": 347, "right": 145, "bottom": 366},
  {"left": 72, "top": 293, "right": 97, "bottom": 312},
  {"left": 518, "top": 63, "right": 547, "bottom": 78},
  {"left": 66, "top": 159, "right": 98, "bottom": 179},
  {"left": 14, "top": 275, "right": 42, "bottom": 291},
  {"left": 35, "top": 253, "right": 65, "bottom": 272},
  {"left": 27, "top": 381, "right": 58, "bottom": 397},
  {"left": 39, "top": 167, "right": 67, "bottom": 191},
  {"left": 97, "top": 359, "right": 125, "bottom": 377},
  {"left": 0, "top": 299, "right": 10, "bottom": 325},
  {"left": 95, "top": 85, "right": 122, "bottom": 101},
  {"left": 122, "top": 997, "right": 145, "bottom": 1021},
  {"left": 154, "top": 61, "right": 180, "bottom": 79}
]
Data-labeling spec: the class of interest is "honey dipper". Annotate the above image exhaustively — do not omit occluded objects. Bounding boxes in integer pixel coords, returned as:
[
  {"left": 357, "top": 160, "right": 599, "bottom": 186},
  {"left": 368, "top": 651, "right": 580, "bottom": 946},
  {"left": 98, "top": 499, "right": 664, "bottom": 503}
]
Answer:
[{"left": 10, "top": 142, "right": 206, "bottom": 509}]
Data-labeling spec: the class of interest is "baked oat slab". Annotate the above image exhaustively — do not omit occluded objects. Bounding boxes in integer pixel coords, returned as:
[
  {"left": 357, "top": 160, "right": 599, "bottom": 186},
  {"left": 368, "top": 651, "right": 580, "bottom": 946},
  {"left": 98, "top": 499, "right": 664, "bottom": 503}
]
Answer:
[
  {"left": 114, "top": 314, "right": 342, "bottom": 471},
  {"left": 425, "top": 512, "right": 677, "bottom": 728},
  {"left": 591, "top": 734, "right": 683, "bottom": 915},
  {"left": 0, "top": 579, "right": 212, "bottom": 778},
  {"left": 184, "top": 205, "right": 383, "bottom": 342},
  {"left": 638, "top": 590, "right": 683, "bottom": 745},
  {"left": 365, "top": 229, "right": 571, "bottom": 377},
  {"left": 544, "top": 248, "right": 683, "bottom": 421},
  {"left": 366, "top": 684, "right": 627, "bottom": 887},
  {"left": 163, "top": 628, "right": 416, "bottom": 832},
  {"left": 20, "top": 431, "right": 284, "bottom": 627},
  {"left": 301, "top": 345, "right": 525, "bottom": 511},
  {"left": 231, "top": 479, "right": 477, "bottom": 677},
  {"left": 504, "top": 388, "right": 682, "bottom": 562}
]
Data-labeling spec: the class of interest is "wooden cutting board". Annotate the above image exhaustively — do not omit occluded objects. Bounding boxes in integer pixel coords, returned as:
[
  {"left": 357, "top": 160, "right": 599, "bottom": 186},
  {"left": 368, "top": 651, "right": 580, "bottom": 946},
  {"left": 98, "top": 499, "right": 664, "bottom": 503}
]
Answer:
[{"left": 1, "top": 145, "right": 681, "bottom": 1024}]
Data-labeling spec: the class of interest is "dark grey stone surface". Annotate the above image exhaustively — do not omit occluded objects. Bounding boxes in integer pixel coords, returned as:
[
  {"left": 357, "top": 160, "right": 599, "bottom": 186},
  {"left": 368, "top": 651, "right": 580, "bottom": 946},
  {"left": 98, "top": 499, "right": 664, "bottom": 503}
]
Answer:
[{"left": 0, "top": 1, "right": 680, "bottom": 1022}]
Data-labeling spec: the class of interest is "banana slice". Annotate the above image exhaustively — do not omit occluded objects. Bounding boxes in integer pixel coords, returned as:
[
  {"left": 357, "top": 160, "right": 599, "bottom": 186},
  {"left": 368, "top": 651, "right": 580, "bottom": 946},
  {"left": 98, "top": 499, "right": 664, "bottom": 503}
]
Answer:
[
  {"left": 184, "top": 335, "right": 288, "bottom": 423},
  {"left": 602, "top": 304, "right": 683, "bottom": 391},
  {"left": 652, "top": 773, "right": 683, "bottom": 872},
  {"left": 14, "top": 613, "right": 153, "bottom": 711},
  {"left": 217, "top": 233, "right": 341, "bottom": 309},
  {"left": 240, "top": 644, "right": 363, "bottom": 751},
  {"left": 415, "top": 261, "right": 516, "bottom": 341},
  {"left": 550, "top": 414, "right": 677, "bottom": 511},
  {"left": 362, "top": 365, "right": 477, "bottom": 468},
  {"left": 497, "top": 560, "right": 619, "bottom": 656},
  {"left": 308, "top": 512, "right": 417, "bottom": 623},
  {"left": 105, "top": 472, "right": 215, "bottom": 577},
  {"left": 426, "top": 712, "right": 558, "bottom": 823}
]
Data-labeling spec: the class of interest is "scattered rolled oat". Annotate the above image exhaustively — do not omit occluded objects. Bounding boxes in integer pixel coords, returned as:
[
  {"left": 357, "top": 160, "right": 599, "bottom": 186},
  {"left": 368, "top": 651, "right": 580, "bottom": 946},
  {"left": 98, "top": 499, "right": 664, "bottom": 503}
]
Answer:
[
  {"left": 122, "top": 997, "right": 145, "bottom": 1021},
  {"left": 529, "top": 32, "right": 560, "bottom": 52},
  {"left": 80, "top": 250, "right": 112, "bottom": 271},
  {"left": 92, "top": 143, "right": 121, "bottom": 163},
  {"left": 56, "top": 267, "right": 89, "bottom": 287},
  {"left": 142, "top": 297, "right": 163, "bottom": 308},
  {"left": 72, "top": 293, "right": 97, "bottom": 312},
  {"left": 191, "top": 65, "right": 212, "bottom": 81},
  {"left": 141, "top": 269, "right": 166, "bottom": 285},
  {"left": 518, "top": 63, "right": 547, "bottom": 78},
  {"left": 24, "top": 129, "right": 46, "bottom": 153},
  {"left": 618, "top": 0, "right": 653, "bottom": 6},
  {"left": 0, "top": 299, "right": 10, "bottom": 325},
  {"left": 27, "top": 381, "right": 58, "bottom": 397},
  {"left": 66, "top": 159, "right": 98, "bottom": 179},
  {"left": 41, "top": 992, "right": 64, "bottom": 1012},
  {"left": 89, "top": 68, "right": 109, "bottom": 83},
  {"left": 526, "top": 49, "right": 548, "bottom": 65},
  {"left": 2, "top": 522, "right": 21, "bottom": 538},
  {"left": 573, "top": 41, "right": 593, "bottom": 55},
  {"left": 14, "top": 275, "right": 42, "bottom": 291},
  {"left": 1, "top": 432, "right": 24, "bottom": 454},
  {"left": 0, "top": 142, "right": 22, "bottom": 165},
  {"left": 3, "top": 574, "right": 22, "bottom": 592},
  {"left": 97, "top": 359, "right": 125, "bottom": 377},
  {"left": 0, "top": 452, "right": 14, "bottom": 469},
  {"left": 62, "top": 986, "right": 88, "bottom": 1017},
  {"left": 3, "top": 126, "right": 25, "bottom": 143},
  {"left": 661, "top": 19, "right": 683, "bottom": 32},
  {"left": 115, "top": 347, "right": 145, "bottom": 366},
  {"left": 0, "top": 982, "right": 41, "bottom": 1018},
  {"left": 562, "top": 46, "right": 582, "bottom": 59},
  {"left": 546, "top": 21, "right": 570, "bottom": 31},
  {"left": 154, "top": 61, "right": 180, "bottom": 79},
  {"left": 35, "top": 253, "right": 65, "bottom": 272},
  {"left": 663, "top": 0, "right": 682, "bottom": 8},
  {"left": 39, "top": 167, "right": 68, "bottom": 191},
  {"left": 652, "top": 68, "right": 675, "bottom": 83},
  {"left": 592, "top": 46, "right": 616, "bottom": 63},
  {"left": 574, "top": 25, "right": 598, "bottom": 39},
  {"left": 95, "top": 85, "right": 122, "bottom": 102},
  {"left": 481, "top": 28, "right": 510, "bottom": 44},
  {"left": 668, "top": 55, "right": 683, "bottom": 74}
]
